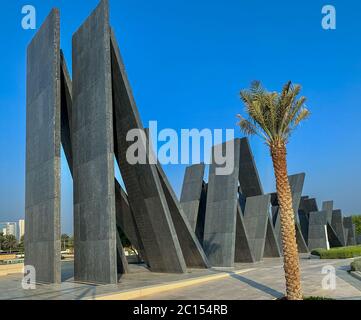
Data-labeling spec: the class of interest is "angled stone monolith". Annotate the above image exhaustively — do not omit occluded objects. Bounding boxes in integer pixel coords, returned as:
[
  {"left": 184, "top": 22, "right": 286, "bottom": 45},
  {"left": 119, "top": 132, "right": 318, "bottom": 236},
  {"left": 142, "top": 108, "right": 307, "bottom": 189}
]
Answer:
[
  {"left": 180, "top": 164, "right": 207, "bottom": 243},
  {"left": 322, "top": 201, "right": 334, "bottom": 224},
  {"left": 155, "top": 163, "right": 209, "bottom": 268},
  {"left": 343, "top": 217, "right": 356, "bottom": 246},
  {"left": 331, "top": 209, "right": 346, "bottom": 246},
  {"left": 243, "top": 195, "right": 271, "bottom": 262},
  {"left": 238, "top": 138, "right": 281, "bottom": 257},
  {"left": 234, "top": 204, "right": 255, "bottom": 262},
  {"left": 110, "top": 29, "right": 186, "bottom": 273},
  {"left": 72, "top": 0, "right": 118, "bottom": 283},
  {"left": 307, "top": 211, "right": 329, "bottom": 251},
  {"left": 25, "top": 9, "right": 61, "bottom": 284},
  {"left": 203, "top": 139, "right": 240, "bottom": 267},
  {"left": 115, "top": 180, "right": 147, "bottom": 265}
]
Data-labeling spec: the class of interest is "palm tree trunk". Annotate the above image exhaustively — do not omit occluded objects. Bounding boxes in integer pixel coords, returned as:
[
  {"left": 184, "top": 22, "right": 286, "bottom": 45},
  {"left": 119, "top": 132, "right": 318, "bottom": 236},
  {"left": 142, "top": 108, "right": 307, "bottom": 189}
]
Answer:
[{"left": 270, "top": 141, "right": 303, "bottom": 300}]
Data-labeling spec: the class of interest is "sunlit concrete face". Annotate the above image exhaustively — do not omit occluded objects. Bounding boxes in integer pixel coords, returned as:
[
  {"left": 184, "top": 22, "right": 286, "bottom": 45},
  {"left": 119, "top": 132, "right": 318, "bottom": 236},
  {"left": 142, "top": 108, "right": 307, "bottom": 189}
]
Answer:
[
  {"left": 307, "top": 211, "right": 329, "bottom": 251},
  {"left": 180, "top": 164, "right": 207, "bottom": 243},
  {"left": 25, "top": 9, "right": 61, "bottom": 284},
  {"left": 72, "top": 0, "right": 117, "bottom": 284},
  {"left": 203, "top": 139, "right": 241, "bottom": 267}
]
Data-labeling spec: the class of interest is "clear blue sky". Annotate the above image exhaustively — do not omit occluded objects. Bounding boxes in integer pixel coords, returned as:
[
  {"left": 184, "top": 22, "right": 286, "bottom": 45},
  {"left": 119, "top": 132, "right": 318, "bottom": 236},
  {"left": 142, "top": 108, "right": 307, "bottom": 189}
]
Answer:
[{"left": 1, "top": 0, "right": 361, "bottom": 234}]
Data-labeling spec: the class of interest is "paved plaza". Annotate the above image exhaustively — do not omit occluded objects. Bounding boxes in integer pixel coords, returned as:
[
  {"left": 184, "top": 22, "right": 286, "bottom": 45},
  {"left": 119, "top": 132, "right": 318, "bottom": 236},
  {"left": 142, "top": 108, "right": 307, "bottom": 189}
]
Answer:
[{"left": 0, "top": 256, "right": 360, "bottom": 300}]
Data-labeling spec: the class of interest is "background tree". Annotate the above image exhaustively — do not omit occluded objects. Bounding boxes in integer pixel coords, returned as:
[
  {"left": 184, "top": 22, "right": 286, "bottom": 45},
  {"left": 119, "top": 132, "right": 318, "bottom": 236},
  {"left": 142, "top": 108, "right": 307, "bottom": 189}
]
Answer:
[
  {"left": 61, "top": 234, "right": 70, "bottom": 251},
  {"left": 2, "top": 234, "right": 18, "bottom": 253},
  {"left": 0, "top": 232, "right": 4, "bottom": 252},
  {"left": 238, "top": 80, "right": 310, "bottom": 300},
  {"left": 18, "top": 235, "right": 24, "bottom": 253}
]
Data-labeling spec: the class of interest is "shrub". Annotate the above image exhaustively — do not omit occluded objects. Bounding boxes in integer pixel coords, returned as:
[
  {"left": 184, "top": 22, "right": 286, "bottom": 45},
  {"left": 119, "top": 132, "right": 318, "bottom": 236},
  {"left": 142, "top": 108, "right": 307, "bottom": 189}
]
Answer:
[
  {"left": 311, "top": 245, "right": 361, "bottom": 259},
  {"left": 351, "top": 258, "right": 361, "bottom": 272}
]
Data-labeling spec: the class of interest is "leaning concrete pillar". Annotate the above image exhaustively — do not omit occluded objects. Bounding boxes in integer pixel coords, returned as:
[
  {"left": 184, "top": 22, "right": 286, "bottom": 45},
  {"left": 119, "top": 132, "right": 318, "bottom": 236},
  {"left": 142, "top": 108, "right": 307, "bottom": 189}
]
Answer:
[
  {"left": 110, "top": 27, "right": 186, "bottom": 273},
  {"left": 180, "top": 164, "right": 207, "bottom": 243},
  {"left": 238, "top": 138, "right": 281, "bottom": 257},
  {"left": 25, "top": 9, "right": 61, "bottom": 284},
  {"left": 243, "top": 195, "right": 271, "bottom": 262},
  {"left": 331, "top": 210, "right": 346, "bottom": 246},
  {"left": 308, "top": 211, "right": 329, "bottom": 251},
  {"left": 203, "top": 139, "right": 240, "bottom": 267},
  {"left": 72, "top": 0, "right": 117, "bottom": 284},
  {"left": 343, "top": 217, "right": 356, "bottom": 246}
]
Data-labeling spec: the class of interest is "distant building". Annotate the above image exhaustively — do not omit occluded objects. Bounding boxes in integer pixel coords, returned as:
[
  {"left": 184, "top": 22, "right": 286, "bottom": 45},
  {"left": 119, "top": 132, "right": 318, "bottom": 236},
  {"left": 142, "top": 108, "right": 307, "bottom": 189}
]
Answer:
[
  {"left": 19, "top": 220, "right": 25, "bottom": 240},
  {"left": 0, "top": 222, "right": 17, "bottom": 238}
]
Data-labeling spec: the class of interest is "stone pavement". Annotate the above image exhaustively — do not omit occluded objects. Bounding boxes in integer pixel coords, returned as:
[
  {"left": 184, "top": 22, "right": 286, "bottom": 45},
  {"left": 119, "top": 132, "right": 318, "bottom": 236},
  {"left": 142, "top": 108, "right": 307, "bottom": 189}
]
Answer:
[
  {"left": 0, "top": 256, "right": 360, "bottom": 300},
  {"left": 139, "top": 256, "right": 361, "bottom": 300}
]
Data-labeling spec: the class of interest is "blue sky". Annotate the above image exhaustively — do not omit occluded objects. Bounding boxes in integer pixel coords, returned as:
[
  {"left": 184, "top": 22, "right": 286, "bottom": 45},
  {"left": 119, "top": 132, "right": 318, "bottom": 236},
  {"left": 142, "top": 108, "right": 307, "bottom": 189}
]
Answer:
[{"left": 1, "top": 0, "right": 361, "bottom": 234}]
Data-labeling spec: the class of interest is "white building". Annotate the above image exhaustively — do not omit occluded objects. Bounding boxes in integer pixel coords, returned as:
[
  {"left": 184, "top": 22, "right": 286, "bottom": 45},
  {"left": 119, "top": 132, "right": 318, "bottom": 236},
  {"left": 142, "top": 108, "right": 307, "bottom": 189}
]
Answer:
[
  {"left": 0, "top": 222, "right": 17, "bottom": 238},
  {"left": 19, "top": 219, "right": 25, "bottom": 240},
  {"left": 6, "top": 223, "right": 17, "bottom": 238}
]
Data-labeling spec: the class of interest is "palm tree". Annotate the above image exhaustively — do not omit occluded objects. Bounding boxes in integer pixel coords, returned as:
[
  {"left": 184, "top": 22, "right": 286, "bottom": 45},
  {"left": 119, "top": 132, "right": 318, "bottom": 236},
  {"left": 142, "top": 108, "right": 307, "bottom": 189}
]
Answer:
[{"left": 237, "top": 81, "right": 310, "bottom": 300}]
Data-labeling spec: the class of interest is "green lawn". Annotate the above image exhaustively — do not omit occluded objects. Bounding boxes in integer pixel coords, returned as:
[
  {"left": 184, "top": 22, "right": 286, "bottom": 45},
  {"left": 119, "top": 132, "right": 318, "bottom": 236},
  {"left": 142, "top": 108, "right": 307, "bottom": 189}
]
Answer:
[{"left": 311, "top": 245, "right": 361, "bottom": 259}]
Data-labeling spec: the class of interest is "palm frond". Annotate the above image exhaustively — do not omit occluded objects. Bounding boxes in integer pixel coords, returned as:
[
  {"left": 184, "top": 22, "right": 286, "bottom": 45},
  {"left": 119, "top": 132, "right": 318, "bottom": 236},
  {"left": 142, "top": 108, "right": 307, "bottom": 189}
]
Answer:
[{"left": 238, "top": 81, "right": 310, "bottom": 144}]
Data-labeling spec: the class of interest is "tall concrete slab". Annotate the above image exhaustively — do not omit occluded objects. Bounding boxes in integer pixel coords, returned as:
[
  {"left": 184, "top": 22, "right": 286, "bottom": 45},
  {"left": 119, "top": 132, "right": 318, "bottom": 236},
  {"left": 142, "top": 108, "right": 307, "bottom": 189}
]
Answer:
[
  {"left": 300, "top": 198, "right": 318, "bottom": 217},
  {"left": 322, "top": 201, "right": 334, "bottom": 224},
  {"left": 320, "top": 201, "right": 343, "bottom": 247},
  {"left": 343, "top": 217, "right": 356, "bottom": 246},
  {"left": 110, "top": 30, "right": 186, "bottom": 273},
  {"left": 238, "top": 138, "right": 263, "bottom": 197},
  {"left": 263, "top": 216, "right": 282, "bottom": 258},
  {"left": 298, "top": 210, "right": 309, "bottom": 244},
  {"left": 72, "top": 0, "right": 117, "bottom": 283},
  {"left": 331, "top": 210, "right": 346, "bottom": 246},
  {"left": 60, "top": 46, "right": 128, "bottom": 277},
  {"left": 60, "top": 52, "right": 74, "bottom": 176},
  {"left": 234, "top": 204, "right": 255, "bottom": 262},
  {"left": 180, "top": 164, "right": 207, "bottom": 242},
  {"left": 25, "top": 9, "right": 61, "bottom": 284},
  {"left": 203, "top": 139, "right": 240, "bottom": 267},
  {"left": 243, "top": 195, "right": 271, "bottom": 262},
  {"left": 326, "top": 224, "right": 343, "bottom": 248},
  {"left": 155, "top": 163, "right": 209, "bottom": 268},
  {"left": 238, "top": 138, "right": 281, "bottom": 257},
  {"left": 307, "top": 211, "right": 329, "bottom": 251}
]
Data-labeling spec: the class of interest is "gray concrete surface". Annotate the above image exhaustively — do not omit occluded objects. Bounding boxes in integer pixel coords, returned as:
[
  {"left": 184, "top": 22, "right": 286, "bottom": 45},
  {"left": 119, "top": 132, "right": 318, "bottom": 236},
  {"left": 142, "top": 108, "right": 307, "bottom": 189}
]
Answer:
[
  {"left": 243, "top": 195, "right": 271, "bottom": 262},
  {"left": 332, "top": 210, "right": 347, "bottom": 247},
  {"left": 344, "top": 217, "right": 357, "bottom": 246},
  {"left": 203, "top": 139, "right": 240, "bottom": 267},
  {"left": 155, "top": 162, "right": 209, "bottom": 268},
  {"left": 1, "top": 257, "right": 360, "bottom": 300},
  {"left": 139, "top": 257, "right": 361, "bottom": 300},
  {"left": 180, "top": 164, "right": 207, "bottom": 243},
  {"left": 308, "top": 211, "right": 329, "bottom": 250},
  {"left": 25, "top": 9, "right": 61, "bottom": 284},
  {"left": 72, "top": 0, "right": 118, "bottom": 284}
]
